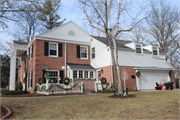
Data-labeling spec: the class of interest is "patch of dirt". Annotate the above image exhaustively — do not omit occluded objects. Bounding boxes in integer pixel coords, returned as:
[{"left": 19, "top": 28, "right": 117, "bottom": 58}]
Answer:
[
  {"left": 1, "top": 106, "right": 8, "bottom": 118},
  {"left": 108, "top": 94, "right": 136, "bottom": 98},
  {"left": 1, "top": 93, "right": 86, "bottom": 97}
]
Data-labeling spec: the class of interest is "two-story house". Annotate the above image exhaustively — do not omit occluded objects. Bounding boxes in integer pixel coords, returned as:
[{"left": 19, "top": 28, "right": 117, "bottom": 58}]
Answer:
[{"left": 9, "top": 21, "right": 174, "bottom": 92}]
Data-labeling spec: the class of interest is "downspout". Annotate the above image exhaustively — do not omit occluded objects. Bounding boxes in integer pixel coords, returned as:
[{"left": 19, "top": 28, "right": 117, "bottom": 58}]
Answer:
[{"left": 65, "top": 42, "right": 67, "bottom": 77}]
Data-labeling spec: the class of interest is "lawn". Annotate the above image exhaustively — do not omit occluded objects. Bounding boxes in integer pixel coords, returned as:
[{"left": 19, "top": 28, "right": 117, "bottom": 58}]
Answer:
[{"left": 1, "top": 90, "right": 179, "bottom": 119}]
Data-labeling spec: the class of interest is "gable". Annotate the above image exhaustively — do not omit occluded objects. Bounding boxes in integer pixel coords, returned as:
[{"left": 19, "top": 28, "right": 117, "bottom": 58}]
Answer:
[{"left": 36, "top": 21, "right": 90, "bottom": 43}]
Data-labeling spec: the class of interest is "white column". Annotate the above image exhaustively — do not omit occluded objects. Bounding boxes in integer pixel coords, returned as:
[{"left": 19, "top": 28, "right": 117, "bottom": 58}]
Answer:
[
  {"left": 9, "top": 50, "right": 17, "bottom": 90},
  {"left": 72, "top": 70, "right": 74, "bottom": 85},
  {"left": 46, "top": 78, "right": 49, "bottom": 95}
]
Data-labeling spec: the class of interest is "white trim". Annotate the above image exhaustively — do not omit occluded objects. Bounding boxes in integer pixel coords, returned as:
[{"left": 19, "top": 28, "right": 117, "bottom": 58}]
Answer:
[
  {"left": 28, "top": 37, "right": 90, "bottom": 48},
  {"left": 80, "top": 46, "right": 88, "bottom": 60},
  {"left": 49, "top": 42, "right": 58, "bottom": 57},
  {"left": 65, "top": 42, "right": 67, "bottom": 77}
]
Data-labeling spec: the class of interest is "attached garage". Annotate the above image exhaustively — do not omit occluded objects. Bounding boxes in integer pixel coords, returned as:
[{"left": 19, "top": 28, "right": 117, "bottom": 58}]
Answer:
[{"left": 135, "top": 69, "right": 171, "bottom": 90}]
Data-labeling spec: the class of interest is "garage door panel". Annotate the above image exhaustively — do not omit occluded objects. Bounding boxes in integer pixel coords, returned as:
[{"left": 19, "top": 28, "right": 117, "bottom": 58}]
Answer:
[{"left": 139, "top": 71, "right": 168, "bottom": 90}]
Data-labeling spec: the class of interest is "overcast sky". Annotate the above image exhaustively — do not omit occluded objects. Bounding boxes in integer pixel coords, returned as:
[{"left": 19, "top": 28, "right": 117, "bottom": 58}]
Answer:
[{"left": 0, "top": 0, "right": 179, "bottom": 52}]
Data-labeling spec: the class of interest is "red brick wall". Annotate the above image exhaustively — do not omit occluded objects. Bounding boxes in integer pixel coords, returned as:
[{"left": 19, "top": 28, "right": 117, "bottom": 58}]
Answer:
[
  {"left": 113, "top": 66, "right": 136, "bottom": 90},
  {"left": 27, "top": 39, "right": 91, "bottom": 93},
  {"left": 73, "top": 80, "right": 95, "bottom": 92},
  {"left": 66, "top": 43, "right": 90, "bottom": 65},
  {"left": 95, "top": 66, "right": 112, "bottom": 83}
]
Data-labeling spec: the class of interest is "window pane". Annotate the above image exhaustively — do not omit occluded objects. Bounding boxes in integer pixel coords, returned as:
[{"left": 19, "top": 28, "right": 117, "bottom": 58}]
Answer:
[
  {"left": 50, "top": 50, "right": 57, "bottom": 55},
  {"left": 84, "top": 71, "right": 88, "bottom": 78},
  {"left": 79, "top": 71, "right": 83, "bottom": 78},
  {"left": 90, "top": 71, "right": 94, "bottom": 78},
  {"left": 81, "top": 53, "right": 87, "bottom": 58},
  {"left": 73, "top": 71, "right": 77, "bottom": 78},
  {"left": 49, "top": 71, "right": 58, "bottom": 78},
  {"left": 136, "top": 45, "right": 141, "bottom": 48},
  {"left": 50, "top": 44, "right": 57, "bottom": 50},
  {"left": 153, "top": 50, "right": 157, "bottom": 55},
  {"left": 136, "top": 48, "right": 141, "bottom": 53},
  {"left": 92, "top": 47, "right": 95, "bottom": 53},
  {"left": 81, "top": 47, "right": 87, "bottom": 52},
  {"left": 92, "top": 53, "right": 95, "bottom": 59}
]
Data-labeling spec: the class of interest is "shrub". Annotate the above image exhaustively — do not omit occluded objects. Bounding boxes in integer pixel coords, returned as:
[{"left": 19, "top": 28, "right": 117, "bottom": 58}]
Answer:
[
  {"left": 34, "top": 85, "right": 39, "bottom": 93},
  {"left": 1, "top": 89, "right": 30, "bottom": 95},
  {"left": 91, "top": 91, "right": 95, "bottom": 93},
  {"left": 15, "top": 82, "right": 18, "bottom": 91},
  {"left": 18, "top": 81, "right": 23, "bottom": 90}
]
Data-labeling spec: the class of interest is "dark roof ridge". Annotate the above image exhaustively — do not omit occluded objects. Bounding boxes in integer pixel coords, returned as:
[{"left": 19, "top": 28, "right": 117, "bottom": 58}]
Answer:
[{"left": 91, "top": 35, "right": 133, "bottom": 43}]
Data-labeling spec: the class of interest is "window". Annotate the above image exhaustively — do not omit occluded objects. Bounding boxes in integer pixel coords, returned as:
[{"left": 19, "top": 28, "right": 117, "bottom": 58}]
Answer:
[
  {"left": 79, "top": 71, "right": 83, "bottom": 78},
  {"left": 30, "top": 45, "right": 33, "bottom": 58},
  {"left": 30, "top": 72, "right": 32, "bottom": 88},
  {"left": 153, "top": 47, "right": 158, "bottom": 55},
  {"left": 92, "top": 47, "right": 95, "bottom": 59},
  {"left": 68, "top": 31, "right": 75, "bottom": 36},
  {"left": 136, "top": 44, "right": 142, "bottom": 54},
  {"left": 49, "top": 43, "right": 58, "bottom": 57},
  {"left": 90, "top": 71, "right": 94, "bottom": 78},
  {"left": 73, "top": 71, "right": 77, "bottom": 78},
  {"left": 48, "top": 70, "right": 59, "bottom": 83},
  {"left": 81, "top": 46, "right": 88, "bottom": 59},
  {"left": 84, "top": 71, "right": 88, "bottom": 78}
]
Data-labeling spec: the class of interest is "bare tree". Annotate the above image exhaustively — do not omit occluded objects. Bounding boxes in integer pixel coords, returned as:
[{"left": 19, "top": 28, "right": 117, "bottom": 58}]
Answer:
[
  {"left": 146, "top": 0, "right": 180, "bottom": 67},
  {"left": 79, "top": 0, "right": 145, "bottom": 95}
]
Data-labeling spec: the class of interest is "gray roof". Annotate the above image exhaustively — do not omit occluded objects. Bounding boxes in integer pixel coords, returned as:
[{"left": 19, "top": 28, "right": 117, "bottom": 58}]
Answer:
[
  {"left": 67, "top": 63, "right": 95, "bottom": 70},
  {"left": 91, "top": 36, "right": 150, "bottom": 52},
  {"left": 13, "top": 41, "right": 28, "bottom": 44}
]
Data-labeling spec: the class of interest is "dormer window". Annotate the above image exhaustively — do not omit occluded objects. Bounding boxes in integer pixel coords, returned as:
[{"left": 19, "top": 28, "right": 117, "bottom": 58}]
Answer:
[
  {"left": 136, "top": 44, "right": 142, "bottom": 54},
  {"left": 153, "top": 46, "right": 158, "bottom": 55}
]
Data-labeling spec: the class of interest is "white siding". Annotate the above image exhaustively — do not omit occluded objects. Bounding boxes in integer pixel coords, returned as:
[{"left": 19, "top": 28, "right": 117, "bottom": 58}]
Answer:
[
  {"left": 36, "top": 21, "right": 90, "bottom": 44},
  {"left": 118, "top": 50, "right": 173, "bottom": 69},
  {"left": 90, "top": 37, "right": 112, "bottom": 68},
  {"left": 124, "top": 42, "right": 135, "bottom": 50}
]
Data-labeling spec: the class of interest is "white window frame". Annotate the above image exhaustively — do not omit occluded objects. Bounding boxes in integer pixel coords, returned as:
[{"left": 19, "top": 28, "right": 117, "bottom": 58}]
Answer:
[
  {"left": 48, "top": 70, "right": 59, "bottom": 83},
  {"left": 152, "top": 46, "right": 159, "bottom": 56},
  {"left": 49, "top": 42, "right": 58, "bottom": 57},
  {"left": 80, "top": 46, "right": 88, "bottom": 59},
  {"left": 71, "top": 70, "right": 95, "bottom": 79},
  {"left": 135, "top": 44, "right": 143, "bottom": 54},
  {"left": 30, "top": 45, "right": 33, "bottom": 59},
  {"left": 91, "top": 47, "right": 95, "bottom": 59}
]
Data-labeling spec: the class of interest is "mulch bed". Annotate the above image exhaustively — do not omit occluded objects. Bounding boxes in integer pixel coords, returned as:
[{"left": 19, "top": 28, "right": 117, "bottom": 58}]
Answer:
[
  {"left": 1, "top": 106, "right": 8, "bottom": 118},
  {"left": 1, "top": 93, "right": 86, "bottom": 97},
  {"left": 109, "top": 94, "right": 136, "bottom": 98}
]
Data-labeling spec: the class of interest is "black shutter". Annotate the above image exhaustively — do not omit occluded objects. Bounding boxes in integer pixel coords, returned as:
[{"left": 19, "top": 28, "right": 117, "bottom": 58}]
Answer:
[
  {"left": 31, "top": 72, "right": 33, "bottom": 88},
  {"left": 43, "top": 70, "right": 46, "bottom": 83},
  {"left": 60, "top": 71, "right": 64, "bottom": 84},
  {"left": 44, "top": 42, "right": 49, "bottom": 56},
  {"left": 58, "top": 44, "right": 62, "bottom": 57},
  {"left": 31, "top": 45, "right": 33, "bottom": 58},
  {"left": 77, "top": 45, "right": 80, "bottom": 58}
]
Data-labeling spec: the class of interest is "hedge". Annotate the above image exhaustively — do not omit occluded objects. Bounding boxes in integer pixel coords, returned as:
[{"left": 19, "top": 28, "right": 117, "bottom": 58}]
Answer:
[{"left": 1, "top": 89, "right": 29, "bottom": 95}]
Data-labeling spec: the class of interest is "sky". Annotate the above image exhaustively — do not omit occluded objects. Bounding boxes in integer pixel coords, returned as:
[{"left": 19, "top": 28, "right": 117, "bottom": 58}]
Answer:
[{"left": 0, "top": 0, "right": 179, "bottom": 55}]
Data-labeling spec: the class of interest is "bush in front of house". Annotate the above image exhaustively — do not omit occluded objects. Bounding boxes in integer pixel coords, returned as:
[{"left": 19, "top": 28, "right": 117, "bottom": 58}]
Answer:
[{"left": 1, "top": 89, "right": 30, "bottom": 95}]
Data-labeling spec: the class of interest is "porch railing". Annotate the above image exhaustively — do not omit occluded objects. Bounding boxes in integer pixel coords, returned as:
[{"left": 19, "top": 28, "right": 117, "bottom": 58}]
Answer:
[{"left": 36, "top": 82, "right": 83, "bottom": 95}]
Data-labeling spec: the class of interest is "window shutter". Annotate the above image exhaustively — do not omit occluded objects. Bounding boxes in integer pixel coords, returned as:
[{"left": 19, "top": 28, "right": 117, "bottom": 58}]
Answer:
[
  {"left": 60, "top": 70, "right": 64, "bottom": 84},
  {"left": 44, "top": 42, "right": 49, "bottom": 56},
  {"left": 77, "top": 45, "right": 80, "bottom": 58},
  {"left": 58, "top": 44, "right": 62, "bottom": 57},
  {"left": 31, "top": 45, "right": 33, "bottom": 58},
  {"left": 43, "top": 70, "right": 46, "bottom": 83},
  {"left": 31, "top": 72, "right": 33, "bottom": 88}
]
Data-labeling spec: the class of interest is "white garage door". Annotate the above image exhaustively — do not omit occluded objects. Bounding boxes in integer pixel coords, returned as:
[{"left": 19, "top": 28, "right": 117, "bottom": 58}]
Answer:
[{"left": 139, "top": 71, "right": 169, "bottom": 90}]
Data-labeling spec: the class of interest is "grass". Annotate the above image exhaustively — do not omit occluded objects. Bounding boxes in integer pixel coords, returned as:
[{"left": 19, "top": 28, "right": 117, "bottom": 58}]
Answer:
[{"left": 1, "top": 90, "right": 179, "bottom": 119}]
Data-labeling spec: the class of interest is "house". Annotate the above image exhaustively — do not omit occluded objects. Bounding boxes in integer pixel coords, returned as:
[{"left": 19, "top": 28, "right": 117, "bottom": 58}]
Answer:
[{"left": 9, "top": 21, "right": 175, "bottom": 92}]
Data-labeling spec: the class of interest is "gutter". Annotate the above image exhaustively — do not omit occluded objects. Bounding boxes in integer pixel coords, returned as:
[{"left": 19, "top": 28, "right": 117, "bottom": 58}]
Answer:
[{"left": 65, "top": 42, "right": 67, "bottom": 77}]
